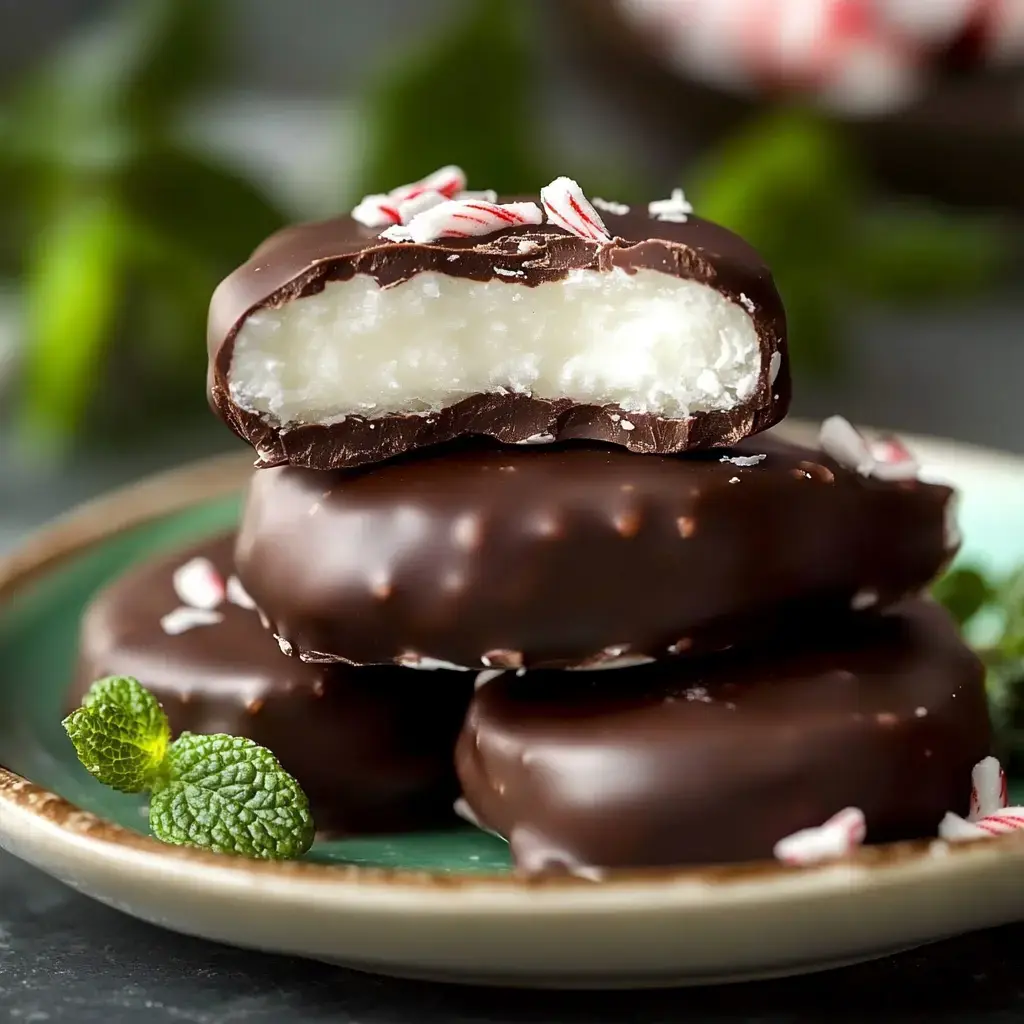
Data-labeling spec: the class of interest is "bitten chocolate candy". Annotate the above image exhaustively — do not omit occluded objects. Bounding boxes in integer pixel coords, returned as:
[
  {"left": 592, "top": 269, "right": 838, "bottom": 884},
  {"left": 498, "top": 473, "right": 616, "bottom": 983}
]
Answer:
[
  {"left": 208, "top": 199, "right": 788, "bottom": 469},
  {"left": 234, "top": 433, "right": 957, "bottom": 671},
  {"left": 456, "top": 600, "right": 990, "bottom": 874},
  {"left": 70, "top": 533, "right": 473, "bottom": 835}
]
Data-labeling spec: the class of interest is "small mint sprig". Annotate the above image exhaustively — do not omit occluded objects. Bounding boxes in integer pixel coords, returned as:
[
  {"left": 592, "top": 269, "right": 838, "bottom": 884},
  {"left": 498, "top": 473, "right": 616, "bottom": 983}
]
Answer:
[{"left": 63, "top": 677, "right": 315, "bottom": 860}]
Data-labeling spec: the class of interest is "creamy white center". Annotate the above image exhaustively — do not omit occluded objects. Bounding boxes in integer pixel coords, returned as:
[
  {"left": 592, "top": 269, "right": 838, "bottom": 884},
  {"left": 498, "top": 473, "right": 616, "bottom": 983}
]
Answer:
[{"left": 229, "top": 267, "right": 762, "bottom": 425}]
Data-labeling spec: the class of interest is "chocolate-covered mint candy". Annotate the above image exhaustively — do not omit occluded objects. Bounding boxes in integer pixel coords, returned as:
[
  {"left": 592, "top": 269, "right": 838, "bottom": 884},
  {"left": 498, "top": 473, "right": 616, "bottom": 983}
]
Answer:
[
  {"left": 234, "top": 432, "right": 957, "bottom": 671},
  {"left": 71, "top": 533, "right": 473, "bottom": 835},
  {"left": 456, "top": 600, "right": 990, "bottom": 874},
  {"left": 208, "top": 185, "right": 788, "bottom": 470}
]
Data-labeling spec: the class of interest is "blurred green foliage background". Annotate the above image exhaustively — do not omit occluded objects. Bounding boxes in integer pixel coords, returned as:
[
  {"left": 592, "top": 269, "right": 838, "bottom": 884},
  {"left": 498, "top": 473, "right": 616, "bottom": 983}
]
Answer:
[{"left": 0, "top": 0, "right": 1014, "bottom": 457}]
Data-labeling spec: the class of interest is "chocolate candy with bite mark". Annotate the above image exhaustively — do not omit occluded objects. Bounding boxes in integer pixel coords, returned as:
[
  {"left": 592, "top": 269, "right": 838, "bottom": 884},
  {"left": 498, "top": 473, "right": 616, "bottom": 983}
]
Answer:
[
  {"left": 70, "top": 533, "right": 474, "bottom": 836},
  {"left": 457, "top": 600, "right": 990, "bottom": 874},
  {"left": 208, "top": 202, "right": 788, "bottom": 469},
  {"left": 234, "top": 434, "right": 956, "bottom": 670}
]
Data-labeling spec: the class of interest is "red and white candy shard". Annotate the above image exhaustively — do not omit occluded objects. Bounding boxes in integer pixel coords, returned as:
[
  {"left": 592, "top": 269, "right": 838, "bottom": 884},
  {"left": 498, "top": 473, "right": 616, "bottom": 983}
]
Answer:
[
  {"left": 351, "top": 165, "right": 468, "bottom": 229},
  {"left": 391, "top": 165, "right": 466, "bottom": 203},
  {"left": 940, "top": 757, "right": 1020, "bottom": 841},
  {"left": 160, "top": 607, "right": 224, "bottom": 636},
  {"left": 818, "top": 415, "right": 919, "bottom": 481},
  {"left": 970, "top": 755, "right": 1008, "bottom": 820},
  {"left": 163, "top": 558, "right": 257, "bottom": 635},
  {"left": 405, "top": 199, "right": 543, "bottom": 244},
  {"left": 172, "top": 558, "right": 225, "bottom": 611},
  {"left": 773, "top": 807, "right": 867, "bottom": 866},
  {"left": 940, "top": 810, "right": 1024, "bottom": 840},
  {"left": 395, "top": 191, "right": 449, "bottom": 224},
  {"left": 351, "top": 194, "right": 403, "bottom": 230},
  {"left": 540, "top": 177, "right": 612, "bottom": 242}
]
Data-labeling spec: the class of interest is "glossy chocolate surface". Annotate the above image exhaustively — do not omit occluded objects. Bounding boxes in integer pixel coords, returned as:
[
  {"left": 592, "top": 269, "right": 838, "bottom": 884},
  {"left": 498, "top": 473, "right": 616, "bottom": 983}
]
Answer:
[
  {"left": 71, "top": 534, "right": 473, "bottom": 835},
  {"left": 208, "top": 203, "right": 789, "bottom": 468},
  {"left": 457, "top": 600, "right": 990, "bottom": 874},
  {"left": 235, "top": 435, "right": 956, "bottom": 670}
]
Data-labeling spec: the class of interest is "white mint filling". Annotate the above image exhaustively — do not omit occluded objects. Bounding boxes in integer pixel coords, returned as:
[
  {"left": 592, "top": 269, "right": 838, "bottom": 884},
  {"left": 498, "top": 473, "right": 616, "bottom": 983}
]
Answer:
[{"left": 229, "top": 268, "right": 763, "bottom": 425}]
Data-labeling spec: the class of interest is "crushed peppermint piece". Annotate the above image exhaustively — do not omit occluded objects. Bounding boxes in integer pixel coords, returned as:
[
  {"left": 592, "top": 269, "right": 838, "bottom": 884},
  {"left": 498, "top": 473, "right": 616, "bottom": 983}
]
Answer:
[
  {"left": 172, "top": 558, "right": 225, "bottom": 611},
  {"left": 352, "top": 193, "right": 401, "bottom": 228},
  {"left": 649, "top": 188, "right": 693, "bottom": 222},
  {"left": 738, "top": 292, "right": 757, "bottom": 314},
  {"left": 728, "top": 476, "right": 741, "bottom": 484},
  {"left": 720, "top": 454, "right": 766, "bottom": 467},
  {"left": 769, "top": 351, "right": 782, "bottom": 384},
  {"left": 940, "top": 809, "right": 1024, "bottom": 840},
  {"left": 516, "top": 239, "right": 540, "bottom": 254},
  {"left": 405, "top": 199, "right": 543, "bottom": 244},
  {"left": 275, "top": 635, "right": 294, "bottom": 657},
  {"left": 160, "top": 607, "right": 224, "bottom": 636},
  {"left": 392, "top": 165, "right": 466, "bottom": 203},
  {"left": 850, "top": 588, "right": 879, "bottom": 610},
  {"left": 939, "top": 757, "right": 1014, "bottom": 840},
  {"left": 396, "top": 190, "right": 447, "bottom": 223},
  {"left": 353, "top": 165, "right": 467, "bottom": 228},
  {"left": 226, "top": 575, "right": 257, "bottom": 610},
  {"left": 515, "top": 432, "right": 555, "bottom": 445},
  {"left": 540, "top": 177, "right": 611, "bottom": 242},
  {"left": 819, "top": 415, "right": 919, "bottom": 481},
  {"left": 379, "top": 223, "right": 413, "bottom": 242},
  {"left": 869, "top": 435, "right": 920, "bottom": 481},
  {"left": 970, "top": 756, "right": 1008, "bottom": 820},
  {"left": 774, "top": 808, "right": 866, "bottom": 866},
  {"left": 819, "top": 415, "right": 875, "bottom": 476},
  {"left": 592, "top": 197, "right": 630, "bottom": 215},
  {"left": 494, "top": 267, "right": 525, "bottom": 278},
  {"left": 446, "top": 253, "right": 460, "bottom": 261},
  {"left": 620, "top": 419, "right": 636, "bottom": 431}
]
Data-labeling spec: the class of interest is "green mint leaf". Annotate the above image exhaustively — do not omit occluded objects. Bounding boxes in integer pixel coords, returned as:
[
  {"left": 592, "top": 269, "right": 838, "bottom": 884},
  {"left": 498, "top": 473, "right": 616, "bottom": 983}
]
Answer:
[
  {"left": 63, "top": 700, "right": 170, "bottom": 794},
  {"left": 850, "top": 206, "right": 1009, "bottom": 306},
  {"left": 82, "top": 675, "right": 170, "bottom": 732},
  {"left": 932, "top": 567, "right": 995, "bottom": 628},
  {"left": 18, "top": 192, "right": 126, "bottom": 452},
  {"left": 149, "top": 733, "right": 314, "bottom": 860}
]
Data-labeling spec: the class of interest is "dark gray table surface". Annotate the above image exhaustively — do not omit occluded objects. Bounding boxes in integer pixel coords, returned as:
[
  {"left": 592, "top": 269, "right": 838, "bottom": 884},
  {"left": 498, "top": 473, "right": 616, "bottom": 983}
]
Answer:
[{"left": 0, "top": 848, "right": 1023, "bottom": 1023}]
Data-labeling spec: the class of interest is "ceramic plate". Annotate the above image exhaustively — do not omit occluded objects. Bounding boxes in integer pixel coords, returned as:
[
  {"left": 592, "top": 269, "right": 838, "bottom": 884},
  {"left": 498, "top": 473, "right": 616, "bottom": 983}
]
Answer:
[{"left": 2, "top": 426, "right": 1024, "bottom": 989}]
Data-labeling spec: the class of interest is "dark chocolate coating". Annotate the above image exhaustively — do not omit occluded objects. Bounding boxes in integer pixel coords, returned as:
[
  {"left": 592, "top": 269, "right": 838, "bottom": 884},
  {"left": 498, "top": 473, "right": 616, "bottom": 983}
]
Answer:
[
  {"left": 207, "top": 202, "right": 789, "bottom": 469},
  {"left": 71, "top": 534, "right": 473, "bottom": 835},
  {"left": 457, "top": 600, "right": 990, "bottom": 874},
  {"left": 234, "top": 435, "right": 956, "bottom": 670}
]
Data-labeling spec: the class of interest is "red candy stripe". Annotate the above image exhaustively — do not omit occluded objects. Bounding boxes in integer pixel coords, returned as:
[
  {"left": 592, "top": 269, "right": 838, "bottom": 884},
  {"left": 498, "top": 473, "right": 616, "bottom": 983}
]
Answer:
[
  {"left": 540, "top": 177, "right": 612, "bottom": 242},
  {"left": 352, "top": 166, "right": 468, "bottom": 228},
  {"left": 405, "top": 199, "right": 543, "bottom": 244}
]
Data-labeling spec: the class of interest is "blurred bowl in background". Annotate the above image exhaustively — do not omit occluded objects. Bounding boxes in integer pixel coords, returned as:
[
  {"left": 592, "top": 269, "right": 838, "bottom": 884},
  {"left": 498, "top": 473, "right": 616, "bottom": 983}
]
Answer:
[{"left": 565, "top": 0, "right": 1024, "bottom": 210}]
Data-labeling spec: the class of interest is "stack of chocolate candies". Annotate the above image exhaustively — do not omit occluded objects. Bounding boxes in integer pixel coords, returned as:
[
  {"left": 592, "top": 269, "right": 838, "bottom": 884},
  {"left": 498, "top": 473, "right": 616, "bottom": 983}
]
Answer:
[{"left": 206, "top": 168, "right": 989, "bottom": 874}]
